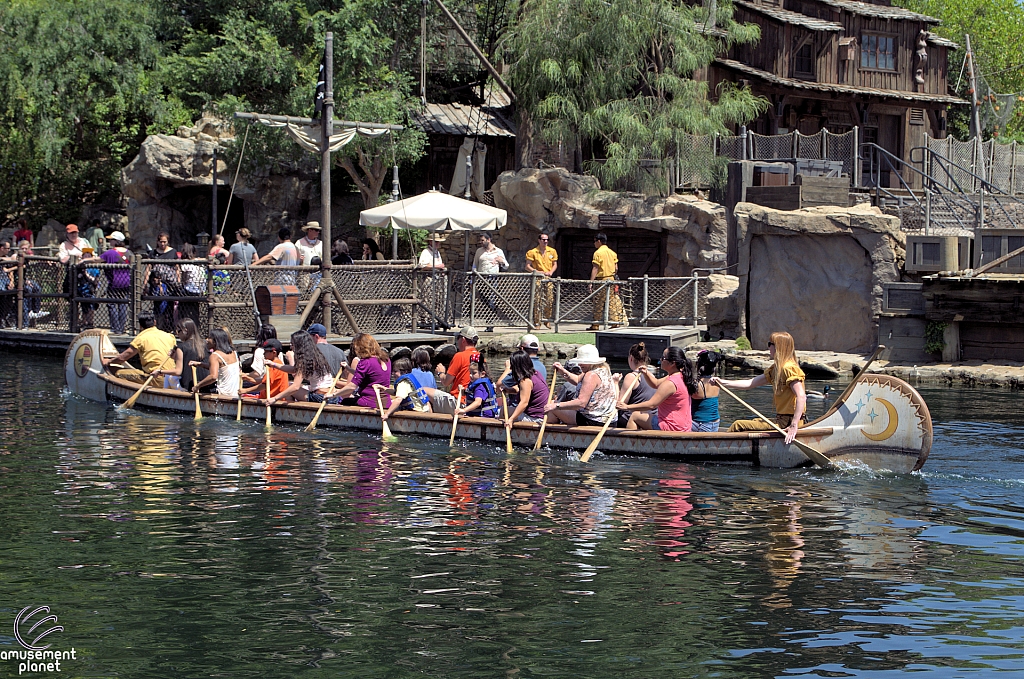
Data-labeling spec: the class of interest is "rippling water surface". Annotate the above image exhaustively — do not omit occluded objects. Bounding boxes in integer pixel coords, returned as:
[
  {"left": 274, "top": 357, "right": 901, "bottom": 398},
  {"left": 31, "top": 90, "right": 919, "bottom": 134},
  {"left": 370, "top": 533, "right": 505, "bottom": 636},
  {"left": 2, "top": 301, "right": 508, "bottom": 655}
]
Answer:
[{"left": 2, "top": 357, "right": 1024, "bottom": 677}]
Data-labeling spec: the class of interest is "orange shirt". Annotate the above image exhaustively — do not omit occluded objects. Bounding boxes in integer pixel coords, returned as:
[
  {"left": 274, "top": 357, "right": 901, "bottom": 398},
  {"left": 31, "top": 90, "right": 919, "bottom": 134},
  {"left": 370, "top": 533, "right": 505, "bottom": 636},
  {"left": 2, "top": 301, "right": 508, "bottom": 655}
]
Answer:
[
  {"left": 252, "top": 366, "right": 289, "bottom": 398},
  {"left": 446, "top": 347, "right": 477, "bottom": 397}
]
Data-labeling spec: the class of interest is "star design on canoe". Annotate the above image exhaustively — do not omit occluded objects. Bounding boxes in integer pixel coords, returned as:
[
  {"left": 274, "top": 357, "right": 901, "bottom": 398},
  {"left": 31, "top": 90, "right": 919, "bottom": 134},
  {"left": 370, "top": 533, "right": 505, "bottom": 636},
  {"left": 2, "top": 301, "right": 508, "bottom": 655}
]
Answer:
[
  {"left": 868, "top": 408, "right": 878, "bottom": 423},
  {"left": 865, "top": 390, "right": 874, "bottom": 402},
  {"left": 854, "top": 398, "right": 865, "bottom": 412}
]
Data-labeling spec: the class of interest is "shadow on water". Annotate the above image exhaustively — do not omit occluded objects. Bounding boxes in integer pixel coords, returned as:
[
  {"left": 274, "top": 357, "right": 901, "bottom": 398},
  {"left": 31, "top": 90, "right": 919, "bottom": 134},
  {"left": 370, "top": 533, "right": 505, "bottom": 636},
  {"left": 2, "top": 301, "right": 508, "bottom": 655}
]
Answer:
[{"left": 2, "top": 358, "right": 1024, "bottom": 677}]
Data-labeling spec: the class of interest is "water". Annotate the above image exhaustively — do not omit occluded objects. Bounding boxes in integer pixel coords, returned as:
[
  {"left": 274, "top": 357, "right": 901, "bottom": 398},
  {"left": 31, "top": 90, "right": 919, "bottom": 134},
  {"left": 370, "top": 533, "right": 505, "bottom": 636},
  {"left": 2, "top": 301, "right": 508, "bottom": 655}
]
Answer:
[{"left": 2, "top": 357, "right": 1024, "bottom": 677}]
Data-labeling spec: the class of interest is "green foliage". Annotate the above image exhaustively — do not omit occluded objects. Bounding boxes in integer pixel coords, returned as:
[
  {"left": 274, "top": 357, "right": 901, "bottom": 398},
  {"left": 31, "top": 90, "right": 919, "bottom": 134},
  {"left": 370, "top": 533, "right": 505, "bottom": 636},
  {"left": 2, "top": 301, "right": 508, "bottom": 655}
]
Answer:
[
  {"left": 503, "top": 0, "right": 767, "bottom": 192},
  {"left": 0, "top": 0, "right": 166, "bottom": 226},
  {"left": 898, "top": 0, "right": 1024, "bottom": 140},
  {"left": 735, "top": 336, "right": 752, "bottom": 351},
  {"left": 924, "top": 321, "right": 947, "bottom": 355}
]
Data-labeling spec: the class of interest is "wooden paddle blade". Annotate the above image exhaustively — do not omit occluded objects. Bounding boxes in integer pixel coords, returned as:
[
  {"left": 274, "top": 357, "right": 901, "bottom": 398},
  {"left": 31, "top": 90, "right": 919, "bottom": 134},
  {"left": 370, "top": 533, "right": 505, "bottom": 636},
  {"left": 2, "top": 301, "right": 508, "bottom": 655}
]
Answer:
[
  {"left": 502, "top": 393, "right": 513, "bottom": 453},
  {"left": 533, "top": 372, "right": 557, "bottom": 451},
  {"left": 236, "top": 375, "right": 244, "bottom": 421},
  {"left": 579, "top": 412, "right": 616, "bottom": 463},
  {"left": 449, "top": 386, "right": 464, "bottom": 447},
  {"left": 266, "top": 405, "right": 272, "bottom": 428},
  {"left": 122, "top": 374, "right": 155, "bottom": 409},
  {"left": 382, "top": 421, "right": 395, "bottom": 440},
  {"left": 192, "top": 366, "right": 203, "bottom": 420},
  {"left": 265, "top": 370, "right": 273, "bottom": 428}
]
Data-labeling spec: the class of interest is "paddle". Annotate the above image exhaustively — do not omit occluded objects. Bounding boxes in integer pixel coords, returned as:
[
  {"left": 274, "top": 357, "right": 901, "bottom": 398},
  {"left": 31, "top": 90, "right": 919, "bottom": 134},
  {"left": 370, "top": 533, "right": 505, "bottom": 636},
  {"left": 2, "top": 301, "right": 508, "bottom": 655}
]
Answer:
[
  {"left": 833, "top": 344, "right": 885, "bottom": 409},
  {"left": 305, "top": 364, "right": 346, "bottom": 432},
  {"left": 236, "top": 374, "right": 243, "bottom": 421},
  {"left": 373, "top": 385, "right": 396, "bottom": 441},
  {"left": 192, "top": 366, "right": 203, "bottom": 420},
  {"left": 121, "top": 373, "right": 155, "bottom": 410},
  {"left": 716, "top": 383, "right": 832, "bottom": 469},
  {"left": 448, "top": 385, "right": 464, "bottom": 447},
  {"left": 265, "top": 369, "right": 272, "bottom": 428},
  {"left": 579, "top": 411, "right": 616, "bottom": 463},
  {"left": 533, "top": 372, "right": 558, "bottom": 451},
  {"left": 501, "top": 392, "right": 513, "bottom": 454}
]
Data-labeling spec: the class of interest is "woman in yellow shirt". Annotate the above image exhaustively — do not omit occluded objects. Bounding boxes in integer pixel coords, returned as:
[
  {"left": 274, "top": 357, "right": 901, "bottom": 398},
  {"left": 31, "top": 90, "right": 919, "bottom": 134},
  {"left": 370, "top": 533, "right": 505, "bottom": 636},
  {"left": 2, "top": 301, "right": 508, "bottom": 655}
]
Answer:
[{"left": 714, "top": 331, "right": 807, "bottom": 444}]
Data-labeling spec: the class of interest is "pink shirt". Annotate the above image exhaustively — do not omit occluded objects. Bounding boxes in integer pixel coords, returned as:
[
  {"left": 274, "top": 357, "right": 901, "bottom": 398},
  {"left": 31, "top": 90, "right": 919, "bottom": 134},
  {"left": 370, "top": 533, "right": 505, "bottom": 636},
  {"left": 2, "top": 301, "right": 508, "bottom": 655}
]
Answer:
[{"left": 657, "top": 373, "right": 693, "bottom": 432}]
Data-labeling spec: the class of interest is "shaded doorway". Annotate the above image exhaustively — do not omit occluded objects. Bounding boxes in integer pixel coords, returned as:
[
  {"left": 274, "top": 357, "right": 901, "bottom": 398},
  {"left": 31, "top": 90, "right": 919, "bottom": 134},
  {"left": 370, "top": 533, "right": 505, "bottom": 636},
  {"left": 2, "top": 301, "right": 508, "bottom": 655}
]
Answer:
[{"left": 556, "top": 228, "right": 667, "bottom": 280}]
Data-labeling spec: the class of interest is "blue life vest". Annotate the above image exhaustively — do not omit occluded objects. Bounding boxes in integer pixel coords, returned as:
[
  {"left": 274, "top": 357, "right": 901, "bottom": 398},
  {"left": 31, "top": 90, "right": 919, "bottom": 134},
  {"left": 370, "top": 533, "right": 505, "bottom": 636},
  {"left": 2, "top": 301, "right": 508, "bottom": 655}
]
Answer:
[
  {"left": 396, "top": 372, "right": 431, "bottom": 409},
  {"left": 467, "top": 377, "right": 499, "bottom": 418}
]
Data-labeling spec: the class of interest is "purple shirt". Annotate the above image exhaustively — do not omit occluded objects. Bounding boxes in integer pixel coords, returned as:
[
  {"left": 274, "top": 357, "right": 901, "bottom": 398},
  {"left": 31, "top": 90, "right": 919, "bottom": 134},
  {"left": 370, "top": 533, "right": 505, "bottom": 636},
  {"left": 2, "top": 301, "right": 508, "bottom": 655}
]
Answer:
[
  {"left": 352, "top": 357, "right": 391, "bottom": 408},
  {"left": 525, "top": 372, "right": 550, "bottom": 419},
  {"left": 100, "top": 248, "right": 132, "bottom": 288}
]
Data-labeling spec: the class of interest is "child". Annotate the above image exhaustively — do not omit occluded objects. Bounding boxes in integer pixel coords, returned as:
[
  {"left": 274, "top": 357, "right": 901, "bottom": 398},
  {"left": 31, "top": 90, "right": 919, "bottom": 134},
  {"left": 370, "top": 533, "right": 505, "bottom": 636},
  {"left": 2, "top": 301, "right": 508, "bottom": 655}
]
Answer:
[
  {"left": 239, "top": 339, "right": 290, "bottom": 399},
  {"left": 380, "top": 357, "right": 433, "bottom": 421},
  {"left": 455, "top": 353, "right": 500, "bottom": 418},
  {"left": 690, "top": 349, "right": 722, "bottom": 432}
]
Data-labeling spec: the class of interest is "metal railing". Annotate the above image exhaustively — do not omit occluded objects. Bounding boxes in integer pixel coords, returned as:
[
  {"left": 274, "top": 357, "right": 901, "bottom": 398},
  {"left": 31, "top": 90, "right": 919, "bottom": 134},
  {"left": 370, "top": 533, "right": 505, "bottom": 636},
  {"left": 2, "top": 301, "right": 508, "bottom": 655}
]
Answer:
[{"left": 1, "top": 254, "right": 714, "bottom": 339}]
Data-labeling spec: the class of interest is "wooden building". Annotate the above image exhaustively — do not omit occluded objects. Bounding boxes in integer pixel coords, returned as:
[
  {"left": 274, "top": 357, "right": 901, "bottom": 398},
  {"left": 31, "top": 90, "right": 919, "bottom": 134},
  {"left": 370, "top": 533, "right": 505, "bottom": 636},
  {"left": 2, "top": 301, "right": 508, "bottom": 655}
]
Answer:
[
  {"left": 708, "top": 0, "right": 964, "bottom": 184},
  {"left": 410, "top": 90, "right": 517, "bottom": 198}
]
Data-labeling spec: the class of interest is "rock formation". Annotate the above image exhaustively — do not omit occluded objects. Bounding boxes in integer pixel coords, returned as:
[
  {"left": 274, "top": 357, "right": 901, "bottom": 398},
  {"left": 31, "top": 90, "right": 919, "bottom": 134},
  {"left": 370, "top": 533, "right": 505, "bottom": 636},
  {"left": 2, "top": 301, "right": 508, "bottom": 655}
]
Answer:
[
  {"left": 120, "top": 116, "right": 319, "bottom": 250},
  {"left": 491, "top": 167, "right": 728, "bottom": 275},
  {"left": 734, "top": 202, "right": 904, "bottom": 353},
  {"left": 704, "top": 273, "right": 742, "bottom": 339}
]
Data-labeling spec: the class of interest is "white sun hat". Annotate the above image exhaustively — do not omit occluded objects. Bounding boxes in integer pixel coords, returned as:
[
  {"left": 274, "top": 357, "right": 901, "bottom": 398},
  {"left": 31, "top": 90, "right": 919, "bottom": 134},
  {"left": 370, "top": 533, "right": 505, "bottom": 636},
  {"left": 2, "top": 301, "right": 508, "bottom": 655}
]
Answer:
[{"left": 574, "top": 344, "right": 605, "bottom": 365}]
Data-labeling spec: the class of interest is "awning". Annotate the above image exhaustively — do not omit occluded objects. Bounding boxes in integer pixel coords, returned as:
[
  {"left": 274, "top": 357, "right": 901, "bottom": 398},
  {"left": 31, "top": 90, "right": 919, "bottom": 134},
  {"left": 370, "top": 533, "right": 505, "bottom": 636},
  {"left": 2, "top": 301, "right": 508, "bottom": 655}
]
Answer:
[{"left": 359, "top": 190, "right": 507, "bottom": 232}]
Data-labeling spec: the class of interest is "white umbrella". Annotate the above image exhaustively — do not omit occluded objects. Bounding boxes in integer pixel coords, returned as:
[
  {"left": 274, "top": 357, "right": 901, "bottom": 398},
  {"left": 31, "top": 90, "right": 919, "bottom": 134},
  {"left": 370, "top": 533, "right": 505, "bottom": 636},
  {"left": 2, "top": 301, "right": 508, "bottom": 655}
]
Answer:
[{"left": 359, "top": 190, "right": 506, "bottom": 232}]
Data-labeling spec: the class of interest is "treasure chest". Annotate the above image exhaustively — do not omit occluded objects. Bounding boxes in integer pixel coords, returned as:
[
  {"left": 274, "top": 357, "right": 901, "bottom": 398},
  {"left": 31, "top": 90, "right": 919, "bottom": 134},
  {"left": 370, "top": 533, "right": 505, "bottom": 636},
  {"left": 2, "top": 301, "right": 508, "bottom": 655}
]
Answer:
[{"left": 255, "top": 285, "right": 300, "bottom": 315}]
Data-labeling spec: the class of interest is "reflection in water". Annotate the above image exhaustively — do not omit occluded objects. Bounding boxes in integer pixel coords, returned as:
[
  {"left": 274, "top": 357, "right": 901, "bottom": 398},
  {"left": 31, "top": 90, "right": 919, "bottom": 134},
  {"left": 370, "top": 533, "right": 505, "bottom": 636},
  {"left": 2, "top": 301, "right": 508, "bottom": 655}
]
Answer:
[{"left": 7, "top": 359, "right": 1024, "bottom": 676}]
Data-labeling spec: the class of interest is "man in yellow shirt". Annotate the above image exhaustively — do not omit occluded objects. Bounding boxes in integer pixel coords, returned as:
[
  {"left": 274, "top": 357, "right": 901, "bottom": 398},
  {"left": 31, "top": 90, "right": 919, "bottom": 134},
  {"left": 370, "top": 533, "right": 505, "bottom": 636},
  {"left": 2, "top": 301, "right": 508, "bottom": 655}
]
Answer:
[
  {"left": 524, "top": 233, "right": 558, "bottom": 328},
  {"left": 101, "top": 314, "right": 177, "bottom": 383},
  {"left": 589, "top": 233, "right": 627, "bottom": 330}
]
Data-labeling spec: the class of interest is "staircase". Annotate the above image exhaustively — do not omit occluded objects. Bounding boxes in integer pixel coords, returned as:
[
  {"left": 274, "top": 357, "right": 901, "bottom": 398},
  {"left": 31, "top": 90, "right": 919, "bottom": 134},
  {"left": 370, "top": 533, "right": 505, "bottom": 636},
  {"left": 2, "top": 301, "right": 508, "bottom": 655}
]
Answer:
[{"left": 861, "top": 143, "right": 1024, "bottom": 236}]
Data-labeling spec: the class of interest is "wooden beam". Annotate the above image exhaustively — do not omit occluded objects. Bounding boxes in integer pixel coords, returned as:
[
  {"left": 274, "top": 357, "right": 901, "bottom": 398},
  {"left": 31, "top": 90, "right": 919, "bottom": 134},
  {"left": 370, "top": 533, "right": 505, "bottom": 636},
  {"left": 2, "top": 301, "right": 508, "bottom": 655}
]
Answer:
[
  {"left": 430, "top": 0, "right": 516, "bottom": 102},
  {"left": 234, "top": 111, "right": 404, "bottom": 131},
  {"left": 970, "top": 244, "right": 1024, "bottom": 276}
]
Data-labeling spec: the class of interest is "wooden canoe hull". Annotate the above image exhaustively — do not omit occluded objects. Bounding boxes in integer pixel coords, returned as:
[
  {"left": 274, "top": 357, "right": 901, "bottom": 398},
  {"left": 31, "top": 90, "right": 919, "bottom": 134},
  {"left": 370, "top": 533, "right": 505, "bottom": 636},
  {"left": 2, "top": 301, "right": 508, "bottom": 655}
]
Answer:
[{"left": 65, "top": 330, "right": 933, "bottom": 472}]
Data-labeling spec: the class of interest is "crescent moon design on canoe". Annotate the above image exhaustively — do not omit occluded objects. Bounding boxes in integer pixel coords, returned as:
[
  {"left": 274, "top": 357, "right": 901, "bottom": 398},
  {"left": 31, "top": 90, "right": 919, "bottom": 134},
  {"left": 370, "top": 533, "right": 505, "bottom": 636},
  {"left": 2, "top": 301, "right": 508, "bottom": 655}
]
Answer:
[{"left": 862, "top": 397, "right": 898, "bottom": 442}]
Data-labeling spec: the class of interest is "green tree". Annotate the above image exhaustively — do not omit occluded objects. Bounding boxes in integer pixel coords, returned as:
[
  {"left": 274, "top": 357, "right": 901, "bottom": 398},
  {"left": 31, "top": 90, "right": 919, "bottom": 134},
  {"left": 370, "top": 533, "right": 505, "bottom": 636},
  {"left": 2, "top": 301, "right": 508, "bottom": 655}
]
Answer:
[
  {"left": 899, "top": 0, "right": 1024, "bottom": 140},
  {"left": 502, "top": 0, "right": 766, "bottom": 192},
  {"left": 0, "top": 0, "right": 173, "bottom": 227}
]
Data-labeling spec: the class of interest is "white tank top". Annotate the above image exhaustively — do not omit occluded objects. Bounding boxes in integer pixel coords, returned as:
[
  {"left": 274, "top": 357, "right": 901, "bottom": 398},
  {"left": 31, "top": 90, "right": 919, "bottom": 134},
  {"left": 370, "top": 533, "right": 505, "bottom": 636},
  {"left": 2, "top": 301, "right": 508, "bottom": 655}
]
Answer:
[{"left": 214, "top": 352, "right": 240, "bottom": 398}]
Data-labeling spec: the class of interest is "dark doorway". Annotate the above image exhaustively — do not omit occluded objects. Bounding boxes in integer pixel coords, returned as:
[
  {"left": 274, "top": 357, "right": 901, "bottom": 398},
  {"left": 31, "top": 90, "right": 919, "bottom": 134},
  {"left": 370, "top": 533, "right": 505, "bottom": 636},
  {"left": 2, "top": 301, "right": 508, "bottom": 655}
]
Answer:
[
  {"left": 556, "top": 228, "right": 667, "bottom": 280},
  {"left": 876, "top": 114, "right": 902, "bottom": 188},
  {"left": 163, "top": 186, "right": 245, "bottom": 249}
]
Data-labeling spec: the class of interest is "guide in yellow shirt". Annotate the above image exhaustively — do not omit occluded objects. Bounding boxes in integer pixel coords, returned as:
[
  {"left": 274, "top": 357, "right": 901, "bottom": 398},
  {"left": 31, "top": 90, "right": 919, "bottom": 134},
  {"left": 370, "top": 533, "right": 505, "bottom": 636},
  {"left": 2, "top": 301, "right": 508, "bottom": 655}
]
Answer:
[
  {"left": 524, "top": 233, "right": 558, "bottom": 328},
  {"left": 589, "top": 233, "right": 627, "bottom": 329}
]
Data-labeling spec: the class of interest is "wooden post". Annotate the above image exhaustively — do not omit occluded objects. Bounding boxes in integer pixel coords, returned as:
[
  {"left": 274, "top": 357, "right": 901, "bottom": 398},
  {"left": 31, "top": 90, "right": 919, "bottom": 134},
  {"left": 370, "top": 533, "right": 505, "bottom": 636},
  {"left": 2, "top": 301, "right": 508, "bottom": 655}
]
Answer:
[
  {"left": 320, "top": 32, "right": 335, "bottom": 336},
  {"left": 527, "top": 272, "right": 536, "bottom": 330},
  {"left": 553, "top": 279, "right": 561, "bottom": 333},
  {"left": 410, "top": 271, "right": 419, "bottom": 333},
  {"left": 15, "top": 257, "right": 24, "bottom": 329}
]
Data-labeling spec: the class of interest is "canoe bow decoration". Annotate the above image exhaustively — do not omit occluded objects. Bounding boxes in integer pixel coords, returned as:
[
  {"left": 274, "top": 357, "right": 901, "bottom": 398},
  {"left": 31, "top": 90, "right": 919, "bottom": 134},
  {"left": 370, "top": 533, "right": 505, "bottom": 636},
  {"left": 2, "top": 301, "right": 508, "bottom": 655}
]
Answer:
[{"left": 64, "top": 331, "right": 933, "bottom": 473}]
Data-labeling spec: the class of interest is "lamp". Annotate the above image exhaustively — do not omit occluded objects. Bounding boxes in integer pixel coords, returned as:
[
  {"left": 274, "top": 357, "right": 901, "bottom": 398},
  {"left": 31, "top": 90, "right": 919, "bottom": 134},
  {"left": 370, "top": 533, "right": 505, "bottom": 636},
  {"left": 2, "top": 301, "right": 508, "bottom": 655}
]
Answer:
[{"left": 197, "top": 231, "right": 210, "bottom": 249}]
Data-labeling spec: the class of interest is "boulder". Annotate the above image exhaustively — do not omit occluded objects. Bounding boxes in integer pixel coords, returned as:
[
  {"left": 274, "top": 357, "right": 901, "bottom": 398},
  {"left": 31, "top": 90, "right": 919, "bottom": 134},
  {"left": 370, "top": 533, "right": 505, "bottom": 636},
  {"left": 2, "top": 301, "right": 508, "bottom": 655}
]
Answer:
[
  {"left": 491, "top": 167, "right": 728, "bottom": 275},
  {"left": 704, "top": 273, "right": 742, "bottom": 339},
  {"left": 734, "top": 203, "right": 903, "bottom": 353}
]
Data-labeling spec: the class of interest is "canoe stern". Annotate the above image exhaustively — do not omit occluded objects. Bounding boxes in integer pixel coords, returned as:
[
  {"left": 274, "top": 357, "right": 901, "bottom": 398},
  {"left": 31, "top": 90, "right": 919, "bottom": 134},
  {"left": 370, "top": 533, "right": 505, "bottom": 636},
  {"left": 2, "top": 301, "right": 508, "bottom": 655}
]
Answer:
[{"left": 64, "top": 330, "right": 116, "bottom": 403}]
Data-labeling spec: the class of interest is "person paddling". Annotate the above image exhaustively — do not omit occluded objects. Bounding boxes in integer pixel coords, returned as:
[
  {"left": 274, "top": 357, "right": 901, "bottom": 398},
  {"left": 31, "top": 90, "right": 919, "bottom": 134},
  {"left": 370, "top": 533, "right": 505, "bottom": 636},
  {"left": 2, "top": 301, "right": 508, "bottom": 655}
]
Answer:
[
  {"left": 713, "top": 331, "right": 807, "bottom": 444},
  {"left": 616, "top": 347, "right": 698, "bottom": 431}
]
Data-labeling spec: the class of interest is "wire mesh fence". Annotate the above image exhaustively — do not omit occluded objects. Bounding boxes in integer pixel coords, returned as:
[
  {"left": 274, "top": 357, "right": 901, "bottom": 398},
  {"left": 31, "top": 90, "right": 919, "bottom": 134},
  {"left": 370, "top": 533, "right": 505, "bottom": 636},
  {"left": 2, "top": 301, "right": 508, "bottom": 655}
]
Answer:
[
  {"left": 3, "top": 257, "right": 715, "bottom": 338},
  {"left": 675, "top": 129, "right": 858, "bottom": 189}
]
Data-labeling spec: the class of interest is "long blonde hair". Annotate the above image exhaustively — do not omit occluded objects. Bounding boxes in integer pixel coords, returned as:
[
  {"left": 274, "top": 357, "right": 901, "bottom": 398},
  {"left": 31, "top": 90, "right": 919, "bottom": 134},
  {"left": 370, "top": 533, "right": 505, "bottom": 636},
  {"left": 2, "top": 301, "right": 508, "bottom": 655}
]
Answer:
[{"left": 770, "top": 331, "right": 800, "bottom": 392}]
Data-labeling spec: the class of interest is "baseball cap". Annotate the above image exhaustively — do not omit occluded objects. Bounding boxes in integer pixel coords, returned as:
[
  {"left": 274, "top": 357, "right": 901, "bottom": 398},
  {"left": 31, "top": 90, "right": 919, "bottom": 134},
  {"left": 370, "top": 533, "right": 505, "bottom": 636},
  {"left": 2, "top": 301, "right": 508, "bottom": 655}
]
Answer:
[
  {"left": 457, "top": 326, "right": 478, "bottom": 340},
  {"left": 108, "top": 231, "right": 125, "bottom": 242},
  {"left": 520, "top": 334, "right": 541, "bottom": 351},
  {"left": 308, "top": 323, "right": 328, "bottom": 337},
  {"left": 262, "top": 338, "right": 284, "bottom": 353},
  {"left": 65, "top": 223, "right": 79, "bottom": 233}
]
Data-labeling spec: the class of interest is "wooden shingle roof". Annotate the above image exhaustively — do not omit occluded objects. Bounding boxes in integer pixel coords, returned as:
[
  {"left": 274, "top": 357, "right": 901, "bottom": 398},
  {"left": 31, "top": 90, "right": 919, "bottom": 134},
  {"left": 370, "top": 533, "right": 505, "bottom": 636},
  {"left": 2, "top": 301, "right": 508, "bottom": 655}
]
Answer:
[
  {"left": 412, "top": 102, "right": 516, "bottom": 138},
  {"left": 815, "top": 0, "right": 940, "bottom": 23},
  {"left": 716, "top": 58, "right": 966, "bottom": 104},
  {"left": 734, "top": 0, "right": 843, "bottom": 31}
]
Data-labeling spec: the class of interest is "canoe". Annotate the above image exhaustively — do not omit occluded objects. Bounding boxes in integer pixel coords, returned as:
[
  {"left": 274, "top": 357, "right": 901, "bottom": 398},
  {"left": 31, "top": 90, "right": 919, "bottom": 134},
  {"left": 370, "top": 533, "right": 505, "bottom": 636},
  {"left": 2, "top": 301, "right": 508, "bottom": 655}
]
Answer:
[{"left": 65, "top": 330, "right": 932, "bottom": 472}]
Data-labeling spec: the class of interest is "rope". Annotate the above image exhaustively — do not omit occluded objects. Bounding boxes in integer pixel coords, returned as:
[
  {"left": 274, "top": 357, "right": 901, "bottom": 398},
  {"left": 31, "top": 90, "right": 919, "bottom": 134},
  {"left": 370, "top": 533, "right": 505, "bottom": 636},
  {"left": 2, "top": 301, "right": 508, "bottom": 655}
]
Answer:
[{"left": 219, "top": 122, "right": 251, "bottom": 237}]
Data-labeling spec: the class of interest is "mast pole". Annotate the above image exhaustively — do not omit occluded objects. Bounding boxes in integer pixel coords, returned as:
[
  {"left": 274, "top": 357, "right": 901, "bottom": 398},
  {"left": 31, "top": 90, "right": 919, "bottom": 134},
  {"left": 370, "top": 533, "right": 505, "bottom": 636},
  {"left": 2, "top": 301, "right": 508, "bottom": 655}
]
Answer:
[{"left": 321, "top": 32, "right": 334, "bottom": 335}]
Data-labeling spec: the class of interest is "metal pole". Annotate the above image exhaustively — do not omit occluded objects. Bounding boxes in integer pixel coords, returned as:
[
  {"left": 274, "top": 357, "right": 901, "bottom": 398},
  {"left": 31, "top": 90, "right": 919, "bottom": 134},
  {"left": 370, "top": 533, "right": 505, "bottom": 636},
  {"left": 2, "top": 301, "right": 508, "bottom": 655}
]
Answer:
[
  {"left": 925, "top": 188, "right": 932, "bottom": 236},
  {"left": 211, "top": 147, "right": 218, "bottom": 235},
  {"left": 463, "top": 234, "right": 470, "bottom": 270},
  {"left": 854, "top": 126, "right": 860, "bottom": 186},
  {"left": 469, "top": 271, "right": 476, "bottom": 329},
  {"left": 528, "top": 272, "right": 536, "bottom": 330},
  {"left": 321, "top": 32, "right": 334, "bottom": 335},
  {"left": 553, "top": 279, "right": 561, "bottom": 333},
  {"left": 740, "top": 126, "right": 747, "bottom": 161},
  {"left": 16, "top": 258, "right": 24, "bottom": 329},
  {"left": 966, "top": 34, "right": 983, "bottom": 146},
  {"left": 692, "top": 275, "right": 699, "bottom": 328},
  {"left": 391, "top": 165, "right": 400, "bottom": 259},
  {"left": 643, "top": 275, "right": 649, "bottom": 327}
]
